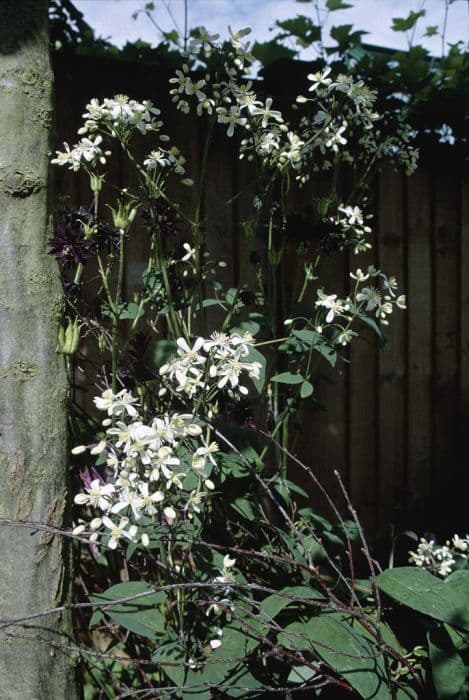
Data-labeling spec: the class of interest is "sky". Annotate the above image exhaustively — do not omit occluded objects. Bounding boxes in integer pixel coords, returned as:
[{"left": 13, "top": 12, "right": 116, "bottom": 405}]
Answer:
[{"left": 74, "top": 0, "right": 468, "bottom": 57}]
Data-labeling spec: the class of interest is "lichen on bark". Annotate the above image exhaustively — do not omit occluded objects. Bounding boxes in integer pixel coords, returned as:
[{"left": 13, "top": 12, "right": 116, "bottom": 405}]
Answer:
[{"left": 0, "top": 2, "right": 78, "bottom": 698}]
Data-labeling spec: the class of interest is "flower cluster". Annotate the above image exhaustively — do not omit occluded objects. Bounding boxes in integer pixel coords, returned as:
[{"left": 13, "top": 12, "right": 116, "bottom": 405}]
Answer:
[
  {"left": 311, "top": 265, "right": 406, "bottom": 346},
  {"left": 78, "top": 95, "right": 162, "bottom": 137},
  {"left": 51, "top": 135, "right": 111, "bottom": 172},
  {"left": 207, "top": 554, "right": 237, "bottom": 651},
  {"left": 409, "top": 535, "right": 469, "bottom": 577},
  {"left": 72, "top": 388, "right": 218, "bottom": 548},
  {"left": 167, "top": 32, "right": 417, "bottom": 184},
  {"left": 160, "top": 332, "right": 261, "bottom": 399},
  {"left": 336, "top": 205, "right": 372, "bottom": 255},
  {"left": 143, "top": 146, "right": 192, "bottom": 183}
]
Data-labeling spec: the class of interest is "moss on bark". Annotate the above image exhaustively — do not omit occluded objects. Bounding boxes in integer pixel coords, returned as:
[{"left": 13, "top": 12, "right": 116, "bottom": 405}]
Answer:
[{"left": 0, "top": 3, "right": 79, "bottom": 697}]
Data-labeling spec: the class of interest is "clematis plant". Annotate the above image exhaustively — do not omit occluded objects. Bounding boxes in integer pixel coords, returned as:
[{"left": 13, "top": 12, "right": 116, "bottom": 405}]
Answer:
[{"left": 49, "top": 26, "right": 437, "bottom": 699}]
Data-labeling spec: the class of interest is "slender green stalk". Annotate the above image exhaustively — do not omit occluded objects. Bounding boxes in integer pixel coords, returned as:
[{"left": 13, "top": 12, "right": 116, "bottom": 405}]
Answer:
[{"left": 111, "top": 229, "right": 126, "bottom": 393}]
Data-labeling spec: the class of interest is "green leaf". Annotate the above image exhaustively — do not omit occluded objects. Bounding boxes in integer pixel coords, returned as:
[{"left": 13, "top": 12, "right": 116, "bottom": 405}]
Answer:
[
  {"left": 444, "top": 623, "right": 469, "bottom": 652},
  {"left": 294, "top": 534, "right": 327, "bottom": 561},
  {"left": 118, "top": 301, "right": 144, "bottom": 320},
  {"left": 251, "top": 40, "right": 297, "bottom": 68},
  {"left": 225, "top": 287, "right": 239, "bottom": 304},
  {"left": 271, "top": 476, "right": 308, "bottom": 502},
  {"left": 278, "top": 613, "right": 392, "bottom": 699},
  {"left": 182, "top": 671, "right": 211, "bottom": 699},
  {"left": 428, "top": 626, "right": 467, "bottom": 699},
  {"left": 358, "top": 312, "right": 387, "bottom": 346},
  {"left": 101, "top": 301, "right": 144, "bottom": 320},
  {"left": 275, "top": 16, "right": 321, "bottom": 48},
  {"left": 377, "top": 567, "right": 469, "bottom": 631},
  {"left": 300, "top": 380, "right": 314, "bottom": 398},
  {"left": 201, "top": 298, "right": 222, "bottom": 308},
  {"left": 293, "top": 329, "right": 321, "bottom": 344},
  {"left": 287, "top": 664, "right": 317, "bottom": 683},
  {"left": 231, "top": 497, "right": 258, "bottom": 522},
  {"left": 230, "top": 320, "right": 260, "bottom": 336},
  {"left": 314, "top": 341, "right": 337, "bottom": 367},
  {"left": 260, "top": 585, "right": 325, "bottom": 620},
  {"left": 205, "top": 622, "right": 263, "bottom": 688},
  {"left": 143, "top": 339, "right": 176, "bottom": 371},
  {"left": 90, "top": 582, "right": 166, "bottom": 639},
  {"left": 326, "top": 0, "right": 353, "bottom": 10},
  {"left": 162, "top": 29, "right": 178, "bottom": 44},
  {"left": 425, "top": 25, "right": 439, "bottom": 37},
  {"left": 153, "top": 641, "right": 186, "bottom": 687},
  {"left": 445, "top": 570, "right": 469, "bottom": 597},
  {"left": 245, "top": 345, "right": 266, "bottom": 393},
  {"left": 330, "top": 24, "right": 366, "bottom": 50},
  {"left": 224, "top": 667, "right": 264, "bottom": 697},
  {"left": 271, "top": 371, "right": 304, "bottom": 384},
  {"left": 391, "top": 10, "right": 425, "bottom": 32}
]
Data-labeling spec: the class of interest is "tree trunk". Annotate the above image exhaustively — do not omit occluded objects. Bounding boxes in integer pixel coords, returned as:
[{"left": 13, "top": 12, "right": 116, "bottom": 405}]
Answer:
[{"left": 0, "top": 2, "right": 78, "bottom": 697}]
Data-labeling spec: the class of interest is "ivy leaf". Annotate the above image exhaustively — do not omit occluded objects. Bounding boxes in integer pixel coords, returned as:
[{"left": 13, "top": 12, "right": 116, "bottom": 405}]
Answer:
[
  {"left": 90, "top": 582, "right": 166, "bottom": 639},
  {"left": 275, "top": 16, "right": 321, "bottom": 48},
  {"left": 391, "top": 10, "right": 426, "bottom": 33},
  {"left": 329, "top": 24, "right": 366, "bottom": 50},
  {"left": 270, "top": 371, "right": 304, "bottom": 384},
  {"left": 425, "top": 25, "right": 439, "bottom": 37},
  {"left": 251, "top": 40, "right": 297, "bottom": 68}
]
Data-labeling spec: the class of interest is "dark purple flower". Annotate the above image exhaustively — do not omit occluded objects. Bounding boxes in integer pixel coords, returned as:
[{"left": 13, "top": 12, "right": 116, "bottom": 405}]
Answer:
[
  {"left": 240, "top": 290, "right": 256, "bottom": 306},
  {"left": 94, "top": 219, "right": 121, "bottom": 252},
  {"left": 48, "top": 217, "right": 92, "bottom": 268},
  {"left": 143, "top": 204, "right": 179, "bottom": 238}
]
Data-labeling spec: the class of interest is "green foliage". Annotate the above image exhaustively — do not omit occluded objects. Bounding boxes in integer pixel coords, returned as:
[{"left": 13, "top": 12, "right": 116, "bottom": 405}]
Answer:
[
  {"left": 90, "top": 582, "right": 167, "bottom": 638},
  {"left": 427, "top": 627, "right": 467, "bottom": 700},
  {"left": 391, "top": 11, "right": 426, "bottom": 33},
  {"left": 251, "top": 39, "right": 296, "bottom": 68},
  {"left": 49, "top": 8, "right": 467, "bottom": 699},
  {"left": 279, "top": 613, "right": 392, "bottom": 699},
  {"left": 275, "top": 16, "right": 322, "bottom": 48},
  {"left": 326, "top": 0, "right": 354, "bottom": 10},
  {"left": 377, "top": 567, "right": 469, "bottom": 630}
]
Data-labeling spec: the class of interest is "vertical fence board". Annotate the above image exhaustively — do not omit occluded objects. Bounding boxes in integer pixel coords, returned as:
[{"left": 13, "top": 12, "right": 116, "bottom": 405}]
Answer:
[
  {"left": 432, "top": 174, "right": 460, "bottom": 527},
  {"left": 461, "top": 178, "right": 469, "bottom": 414},
  {"left": 406, "top": 169, "right": 433, "bottom": 521},
  {"left": 377, "top": 166, "right": 406, "bottom": 533},
  {"left": 347, "top": 191, "right": 379, "bottom": 531}
]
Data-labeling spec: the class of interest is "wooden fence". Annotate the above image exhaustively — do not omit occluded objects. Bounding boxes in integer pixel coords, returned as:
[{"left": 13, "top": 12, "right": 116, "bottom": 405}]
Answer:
[{"left": 53, "top": 54, "right": 469, "bottom": 540}]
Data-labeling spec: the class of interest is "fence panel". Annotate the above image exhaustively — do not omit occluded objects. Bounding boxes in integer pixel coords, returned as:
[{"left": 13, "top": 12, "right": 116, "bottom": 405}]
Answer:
[{"left": 53, "top": 57, "right": 468, "bottom": 537}]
